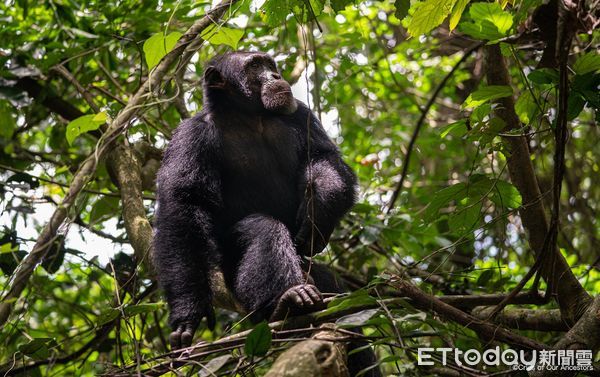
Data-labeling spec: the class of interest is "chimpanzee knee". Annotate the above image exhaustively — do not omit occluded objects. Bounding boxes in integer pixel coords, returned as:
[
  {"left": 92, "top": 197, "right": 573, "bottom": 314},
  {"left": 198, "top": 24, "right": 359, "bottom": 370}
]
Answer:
[{"left": 223, "top": 214, "right": 305, "bottom": 319}]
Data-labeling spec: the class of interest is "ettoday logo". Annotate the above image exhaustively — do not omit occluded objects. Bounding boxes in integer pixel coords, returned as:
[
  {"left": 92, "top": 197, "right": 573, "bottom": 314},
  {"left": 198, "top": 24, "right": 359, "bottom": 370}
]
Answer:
[{"left": 417, "top": 347, "right": 594, "bottom": 372}]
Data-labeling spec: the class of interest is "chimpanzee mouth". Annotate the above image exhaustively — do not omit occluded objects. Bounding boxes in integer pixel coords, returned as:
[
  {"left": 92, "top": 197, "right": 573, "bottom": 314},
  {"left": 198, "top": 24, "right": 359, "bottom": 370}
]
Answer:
[{"left": 261, "top": 80, "right": 297, "bottom": 114}]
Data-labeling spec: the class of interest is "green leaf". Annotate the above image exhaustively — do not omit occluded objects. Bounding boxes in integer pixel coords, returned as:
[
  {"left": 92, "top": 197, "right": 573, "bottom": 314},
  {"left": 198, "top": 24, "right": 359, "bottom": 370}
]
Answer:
[
  {"left": 200, "top": 25, "right": 244, "bottom": 49},
  {"left": 65, "top": 112, "right": 108, "bottom": 145},
  {"left": 449, "top": 0, "right": 470, "bottom": 31},
  {"left": 123, "top": 303, "right": 164, "bottom": 317},
  {"left": 459, "top": 3, "right": 512, "bottom": 41},
  {"left": 528, "top": 68, "right": 558, "bottom": 85},
  {"left": 463, "top": 85, "right": 513, "bottom": 108},
  {"left": 261, "top": 0, "right": 295, "bottom": 26},
  {"left": 19, "top": 338, "right": 56, "bottom": 360},
  {"left": 476, "top": 117, "right": 506, "bottom": 145},
  {"left": 336, "top": 308, "right": 379, "bottom": 327},
  {"left": 440, "top": 119, "right": 467, "bottom": 138},
  {"left": 89, "top": 196, "right": 120, "bottom": 224},
  {"left": 515, "top": 91, "right": 538, "bottom": 124},
  {"left": 469, "top": 3, "right": 512, "bottom": 34},
  {"left": 394, "top": 0, "right": 410, "bottom": 20},
  {"left": 407, "top": 0, "right": 458, "bottom": 37},
  {"left": 477, "top": 269, "right": 494, "bottom": 286},
  {"left": 319, "top": 290, "right": 377, "bottom": 317},
  {"left": 490, "top": 180, "right": 522, "bottom": 209},
  {"left": 244, "top": 321, "right": 272, "bottom": 357},
  {"left": 424, "top": 182, "right": 467, "bottom": 220},
  {"left": 97, "top": 308, "right": 120, "bottom": 326},
  {"left": 573, "top": 52, "right": 600, "bottom": 75},
  {"left": 567, "top": 93, "right": 586, "bottom": 121},
  {"left": 0, "top": 242, "right": 18, "bottom": 254},
  {"left": 448, "top": 198, "right": 481, "bottom": 232},
  {"left": 0, "top": 100, "right": 16, "bottom": 139},
  {"left": 143, "top": 32, "right": 182, "bottom": 70}
]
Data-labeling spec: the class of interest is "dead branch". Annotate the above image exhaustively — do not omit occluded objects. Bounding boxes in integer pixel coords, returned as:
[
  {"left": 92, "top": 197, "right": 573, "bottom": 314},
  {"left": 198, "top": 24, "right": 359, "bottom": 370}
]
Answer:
[{"left": 265, "top": 324, "right": 350, "bottom": 377}]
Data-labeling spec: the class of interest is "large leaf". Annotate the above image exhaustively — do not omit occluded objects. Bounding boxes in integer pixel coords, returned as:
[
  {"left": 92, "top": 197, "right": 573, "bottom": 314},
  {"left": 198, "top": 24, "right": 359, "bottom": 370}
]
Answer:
[
  {"left": 469, "top": 2, "right": 512, "bottom": 34},
  {"left": 407, "top": 0, "right": 458, "bottom": 37},
  {"left": 65, "top": 112, "right": 108, "bottom": 145},
  {"left": 19, "top": 338, "right": 57, "bottom": 360},
  {"left": 490, "top": 180, "right": 522, "bottom": 209},
  {"left": 319, "top": 290, "right": 377, "bottom": 317},
  {"left": 244, "top": 321, "right": 272, "bottom": 357},
  {"left": 573, "top": 52, "right": 600, "bottom": 75},
  {"left": 448, "top": 198, "right": 481, "bottom": 232},
  {"left": 459, "top": 3, "right": 512, "bottom": 41},
  {"left": 89, "top": 196, "right": 120, "bottom": 224},
  {"left": 515, "top": 91, "right": 539, "bottom": 124},
  {"left": 424, "top": 182, "right": 467, "bottom": 220},
  {"left": 97, "top": 308, "right": 120, "bottom": 326},
  {"left": 143, "top": 32, "right": 182, "bottom": 70},
  {"left": 200, "top": 25, "right": 244, "bottom": 49},
  {"left": 336, "top": 308, "right": 380, "bottom": 327},
  {"left": 463, "top": 85, "right": 513, "bottom": 108},
  {"left": 528, "top": 68, "right": 558, "bottom": 85},
  {"left": 449, "top": 0, "right": 470, "bottom": 30}
]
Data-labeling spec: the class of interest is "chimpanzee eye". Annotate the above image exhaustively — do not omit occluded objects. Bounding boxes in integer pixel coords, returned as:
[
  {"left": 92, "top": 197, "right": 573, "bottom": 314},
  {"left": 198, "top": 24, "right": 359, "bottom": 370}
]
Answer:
[{"left": 250, "top": 60, "right": 261, "bottom": 69}]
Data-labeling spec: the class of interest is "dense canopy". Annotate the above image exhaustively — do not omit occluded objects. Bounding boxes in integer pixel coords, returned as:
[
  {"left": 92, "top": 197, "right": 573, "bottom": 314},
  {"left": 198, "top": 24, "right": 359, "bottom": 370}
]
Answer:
[{"left": 0, "top": 0, "right": 599, "bottom": 376}]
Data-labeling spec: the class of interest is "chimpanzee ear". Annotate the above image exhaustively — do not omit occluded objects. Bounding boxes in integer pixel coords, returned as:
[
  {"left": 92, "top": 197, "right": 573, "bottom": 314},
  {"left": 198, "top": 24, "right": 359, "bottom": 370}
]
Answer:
[{"left": 204, "top": 66, "right": 225, "bottom": 89}]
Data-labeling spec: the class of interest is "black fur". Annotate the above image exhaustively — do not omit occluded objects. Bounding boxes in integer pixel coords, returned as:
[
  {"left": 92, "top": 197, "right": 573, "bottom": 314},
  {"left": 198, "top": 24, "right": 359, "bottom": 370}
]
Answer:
[{"left": 153, "top": 51, "right": 380, "bottom": 376}]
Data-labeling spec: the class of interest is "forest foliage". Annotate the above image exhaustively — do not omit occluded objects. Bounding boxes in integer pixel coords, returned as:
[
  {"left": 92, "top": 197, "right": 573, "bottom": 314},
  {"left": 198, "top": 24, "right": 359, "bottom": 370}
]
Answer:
[{"left": 0, "top": 0, "right": 599, "bottom": 375}]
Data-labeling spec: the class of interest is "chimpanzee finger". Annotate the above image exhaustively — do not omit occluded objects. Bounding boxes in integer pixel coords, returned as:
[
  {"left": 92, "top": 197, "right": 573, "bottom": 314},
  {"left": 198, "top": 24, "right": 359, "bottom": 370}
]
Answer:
[
  {"left": 297, "top": 286, "right": 313, "bottom": 306},
  {"left": 181, "top": 323, "right": 195, "bottom": 347},
  {"left": 285, "top": 288, "right": 304, "bottom": 307},
  {"left": 305, "top": 285, "right": 323, "bottom": 303},
  {"left": 169, "top": 325, "right": 184, "bottom": 350}
]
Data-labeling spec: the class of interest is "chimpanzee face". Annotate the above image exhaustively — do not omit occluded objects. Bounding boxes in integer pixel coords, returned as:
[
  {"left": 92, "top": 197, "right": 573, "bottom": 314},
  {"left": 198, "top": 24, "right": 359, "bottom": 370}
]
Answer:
[{"left": 204, "top": 52, "right": 298, "bottom": 115}]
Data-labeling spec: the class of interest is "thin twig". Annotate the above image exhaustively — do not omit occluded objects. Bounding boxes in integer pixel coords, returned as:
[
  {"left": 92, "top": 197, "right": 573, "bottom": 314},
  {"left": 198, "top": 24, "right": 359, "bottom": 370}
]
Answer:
[{"left": 386, "top": 41, "right": 484, "bottom": 213}]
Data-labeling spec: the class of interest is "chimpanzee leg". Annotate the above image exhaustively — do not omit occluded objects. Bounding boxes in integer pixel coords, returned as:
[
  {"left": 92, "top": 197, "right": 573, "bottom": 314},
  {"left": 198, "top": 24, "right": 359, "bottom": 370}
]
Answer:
[{"left": 224, "top": 214, "right": 324, "bottom": 322}]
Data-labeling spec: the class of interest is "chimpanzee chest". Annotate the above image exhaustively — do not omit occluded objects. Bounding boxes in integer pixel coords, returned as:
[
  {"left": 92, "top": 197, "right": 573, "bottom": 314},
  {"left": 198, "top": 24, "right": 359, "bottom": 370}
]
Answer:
[{"left": 220, "top": 117, "right": 301, "bottom": 226}]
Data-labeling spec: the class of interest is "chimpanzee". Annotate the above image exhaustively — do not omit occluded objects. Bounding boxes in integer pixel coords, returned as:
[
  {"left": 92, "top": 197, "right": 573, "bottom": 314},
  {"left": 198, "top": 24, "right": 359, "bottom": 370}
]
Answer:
[{"left": 153, "top": 51, "right": 380, "bottom": 376}]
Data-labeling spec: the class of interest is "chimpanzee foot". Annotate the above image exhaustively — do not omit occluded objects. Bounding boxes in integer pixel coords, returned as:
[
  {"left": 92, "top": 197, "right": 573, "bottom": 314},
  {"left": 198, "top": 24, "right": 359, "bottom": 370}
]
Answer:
[{"left": 270, "top": 284, "right": 325, "bottom": 321}]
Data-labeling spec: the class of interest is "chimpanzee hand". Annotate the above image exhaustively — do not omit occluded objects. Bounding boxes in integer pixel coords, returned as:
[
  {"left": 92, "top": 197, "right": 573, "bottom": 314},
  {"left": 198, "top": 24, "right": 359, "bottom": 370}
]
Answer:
[
  {"left": 270, "top": 284, "right": 325, "bottom": 321},
  {"left": 169, "top": 305, "right": 216, "bottom": 350}
]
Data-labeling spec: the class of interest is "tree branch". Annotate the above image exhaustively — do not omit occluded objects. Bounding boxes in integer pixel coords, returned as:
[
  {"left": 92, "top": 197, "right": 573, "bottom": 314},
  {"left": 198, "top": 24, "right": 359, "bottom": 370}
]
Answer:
[
  {"left": 484, "top": 43, "right": 591, "bottom": 324},
  {"left": 389, "top": 276, "right": 547, "bottom": 351}
]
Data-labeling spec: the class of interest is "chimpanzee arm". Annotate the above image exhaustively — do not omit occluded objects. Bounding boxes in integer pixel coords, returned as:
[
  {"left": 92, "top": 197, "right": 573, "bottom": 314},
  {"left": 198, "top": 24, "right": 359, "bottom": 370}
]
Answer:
[
  {"left": 294, "top": 111, "right": 357, "bottom": 256},
  {"left": 153, "top": 116, "right": 221, "bottom": 349}
]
